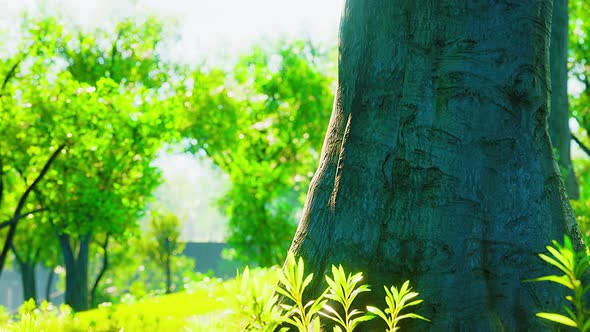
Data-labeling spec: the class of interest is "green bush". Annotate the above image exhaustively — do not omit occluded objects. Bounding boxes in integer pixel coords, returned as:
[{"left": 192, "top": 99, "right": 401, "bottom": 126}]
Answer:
[
  {"left": 529, "top": 235, "right": 590, "bottom": 331},
  {"left": 209, "top": 252, "right": 429, "bottom": 332}
]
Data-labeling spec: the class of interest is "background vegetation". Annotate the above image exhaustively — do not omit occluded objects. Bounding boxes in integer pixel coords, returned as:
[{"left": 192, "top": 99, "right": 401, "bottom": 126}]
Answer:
[{"left": 0, "top": 0, "right": 589, "bottom": 330}]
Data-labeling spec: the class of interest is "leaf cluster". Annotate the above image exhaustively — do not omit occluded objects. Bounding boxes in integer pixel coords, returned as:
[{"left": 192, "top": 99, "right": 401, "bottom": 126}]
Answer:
[
  {"left": 530, "top": 236, "right": 590, "bottom": 331},
  {"left": 228, "top": 252, "right": 429, "bottom": 332}
]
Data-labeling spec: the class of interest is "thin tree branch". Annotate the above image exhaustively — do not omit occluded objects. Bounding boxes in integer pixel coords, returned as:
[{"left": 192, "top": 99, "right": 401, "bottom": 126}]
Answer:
[
  {"left": 572, "top": 132, "right": 590, "bottom": 157},
  {"left": 90, "top": 233, "right": 110, "bottom": 307},
  {"left": 0, "top": 144, "right": 66, "bottom": 277},
  {"left": 0, "top": 58, "right": 23, "bottom": 99},
  {"left": 0, "top": 158, "right": 4, "bottom": 207},
  {"left": 0, "top": 208, "right": 47, "bottom": 229}
]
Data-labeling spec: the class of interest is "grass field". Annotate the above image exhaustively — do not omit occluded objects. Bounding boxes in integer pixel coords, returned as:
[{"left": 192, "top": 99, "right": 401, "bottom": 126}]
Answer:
[{"left": 1, "top": 268, "right": 279, "bottom": 332}]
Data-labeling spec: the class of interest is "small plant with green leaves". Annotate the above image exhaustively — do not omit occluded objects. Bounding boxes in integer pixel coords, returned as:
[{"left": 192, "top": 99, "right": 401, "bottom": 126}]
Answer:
[
  {"left": 319, "top": 264, "right": 375, "bottom": 332},
  {"left": 224, "top": 266, "right": 285, "bottom": 331},
  {"left": 367, "top": 280, "right": 430, "bottom": 332},
  {"left": 5, "top": 299, "right": 78, "bottom": 332},
  {"left": 275, "top": 252, "right": 328, "bottom": 332},
  {"left": 7, "top": 313, "right": 39, "bottom": 332},
  {"left": 529, "top": 236, "right": 590, "bottom": 331}
]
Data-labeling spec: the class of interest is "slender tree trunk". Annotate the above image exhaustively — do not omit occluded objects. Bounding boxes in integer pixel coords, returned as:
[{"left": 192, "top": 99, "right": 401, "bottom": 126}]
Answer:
[
  {"left": 549, "top": 0, "right": 578, "bottom": 199},
  {"left": 12, "top": 245, "right": 39, "bottom": 303},
  {"left": 289, "top": 1, "right": 582, "bottom": 330},
  {"left": 58, "top": 233, "right": 90, "bottom": 311},
  {"left": 17, "top": 261, "right": 37, "bottom": 303},
  {"left": 165, "top": 238, "right": 172, "bottom": 294},
  {"left": 45, "top": 267, "right": 54, "bottom": 302},
  {"left": 91, "top": 234, "right": 110, "bottom": 306}
]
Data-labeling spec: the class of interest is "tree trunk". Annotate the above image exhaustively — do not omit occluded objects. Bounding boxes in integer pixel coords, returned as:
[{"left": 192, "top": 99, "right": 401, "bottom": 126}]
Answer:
[
  {"left": 59, "top": 233, "right": 90, "bottom": 311},
  {"left": 90, "top": 234, "right": 110, "bottom": 307},
  {"left": 11, "top": 245, "right": 40, "bottom": 303},
  {"left": 45, "top": 267, "right": 54, "bottom": 302},
  {"left": 17, "top": 261, "right": 37, "bottom": 303},
  {"left": 289, "top": 1, "right": 583, "bottom": 330},
  {"left": 549, "top": 0, "right": 578, "bottom": 199},
  {"left": 165, "top": 238, "right": 171, "bottom": 294}
]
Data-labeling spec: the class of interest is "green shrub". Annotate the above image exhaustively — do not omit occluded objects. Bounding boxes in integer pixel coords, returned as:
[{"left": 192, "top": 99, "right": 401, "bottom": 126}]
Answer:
[
  {"left": 4, "top": 299, "right": 80, "bottom": 332},
  {"left": 529, "top": 236, "right": 590, "bottom": 330},
  {"left": 223, "top": 266, "right": 284, "bottom": 331},
  {"left": 320, "top": 265, "right": 374, "bottom": 332},
  {"left": 224, "top": 252, "right": 429, "bottom": 332},
  {"left": 367, "top": 281, "right": 430, "bottom": 332}
]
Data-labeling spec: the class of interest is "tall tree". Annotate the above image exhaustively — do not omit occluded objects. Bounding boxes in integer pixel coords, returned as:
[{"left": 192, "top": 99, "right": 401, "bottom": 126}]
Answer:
[
  {"left": 569, "top": 0, "right": 590, "bottom": 163},
  {"left": 0, "top": 18, "right": 68, "bottom": 275},
  {"left": 1, "top": 16, "right": 179, "bottom": 311},
  {"left": 549, "top": 0, "right": 578, "bottom": 199},
  {"left": 288, "top": 1, "right": 583, "bottom": 330}
]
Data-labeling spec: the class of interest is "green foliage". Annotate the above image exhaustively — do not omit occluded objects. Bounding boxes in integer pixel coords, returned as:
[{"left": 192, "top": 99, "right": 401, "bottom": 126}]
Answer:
[
  {"left": 276, "top": 252, "right": 328, "bottom": 331},
  {"left": 4, "top": 299, "right": 78, "bottom": 332},
  {"left": 142, "top": 211, "right": 185, "bottom": 264},
  {"left": 529, "top": 236, "right": 590, "bottom": 330},
  {"left": 89, "top": 233, "right": 198, "bottom": 305},
  {"left": 0, "top": 14, "right": 182, "bottom": 309},
  {"left": 223, "top": 266, "right": 285, "bottom": 331},
  {"left": 0, "top": 262, "right": 428, "bottom": 332},
  {"left": 320, "top": 265, "right": 374, "bottom": 332},
  {"left": 138, "top": 210, "right": 186, "bottom": 294},
  {"left": 366, "top": 281, "right": 430, "bottom": 332},
  {"left": 180, "top": 41, "right": 335, "bottom": 266},
  {"left": 229, "top": 253, "right": 428, "bottom": 331}
]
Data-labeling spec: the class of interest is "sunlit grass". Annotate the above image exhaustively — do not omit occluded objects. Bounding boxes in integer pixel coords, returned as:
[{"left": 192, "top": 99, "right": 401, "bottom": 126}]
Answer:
[{"left": 75, "top": 278, "right": 230, "bottom": 331}]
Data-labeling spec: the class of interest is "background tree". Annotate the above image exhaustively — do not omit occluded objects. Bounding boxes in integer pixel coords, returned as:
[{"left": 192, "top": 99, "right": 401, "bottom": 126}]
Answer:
[
  {"left": 568, "top": 0, "right": 590, "bottom": 232},
  {"left": 1, "top": 16, "right": 180, "bottom": 311},
  {"left": 550, "top": 0, "right": 578, "bottom": 199},
  {"left": 140, "top": 211, "right": 185, "bottom": 294},
  {"left": 288, "top": 1, "right": 582, "bottom": 330},
  {"left": 10, "top": 210, "right": 60, "bottom": 303},
  {"left": 180, "top": 41, "right": 335, "bottom": 266},
  {"left": 0, "top": 17, "right": 68, "bottom": 276}
]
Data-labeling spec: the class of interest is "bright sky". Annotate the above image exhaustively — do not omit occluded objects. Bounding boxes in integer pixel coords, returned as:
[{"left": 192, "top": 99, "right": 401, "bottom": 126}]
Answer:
[{"left": 1, "top": 0, "right": 344, "bottom": 64}]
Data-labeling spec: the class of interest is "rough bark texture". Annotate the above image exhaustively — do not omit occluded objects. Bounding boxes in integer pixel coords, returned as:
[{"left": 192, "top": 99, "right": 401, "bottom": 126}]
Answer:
[
  {"left": 289, "top": 1, "right": 583, "bottom": 331},
  {"left": 549, "top": 0, "right": 578, "bottom": 199}
]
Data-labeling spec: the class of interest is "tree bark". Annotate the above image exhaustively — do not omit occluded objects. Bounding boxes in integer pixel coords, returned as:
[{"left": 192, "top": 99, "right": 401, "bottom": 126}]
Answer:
[
  {"left": 18, "top": 261, "right": 37, "bottom": 303},
  {"left": 58, "top": 233, "right": 90, "bottom": 311},
  {"left": 549, "top": 0, "right": 578, "bottom": 199},
  {"left": 11, "top": 244, "right": 41, "bottom": 304},
  {"left": 289, "top": 1, "right": 583, "bottom": 330}
]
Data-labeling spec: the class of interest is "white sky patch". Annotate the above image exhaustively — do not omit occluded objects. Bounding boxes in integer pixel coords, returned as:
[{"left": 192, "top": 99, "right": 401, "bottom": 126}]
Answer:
[{"left": 0, "top": 0, "right": 344, "bottom": 64}]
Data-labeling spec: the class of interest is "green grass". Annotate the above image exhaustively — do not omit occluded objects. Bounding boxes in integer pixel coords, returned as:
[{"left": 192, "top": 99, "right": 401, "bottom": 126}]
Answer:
[
  {"left": 77, "top": 284, "right": 227, "bottom": 331},
  {"left": 1, "top": 262, "right": 430, "bottom": 331},
  {"left": 0, "top": 269, "right": 283, "bottom": 332}
]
